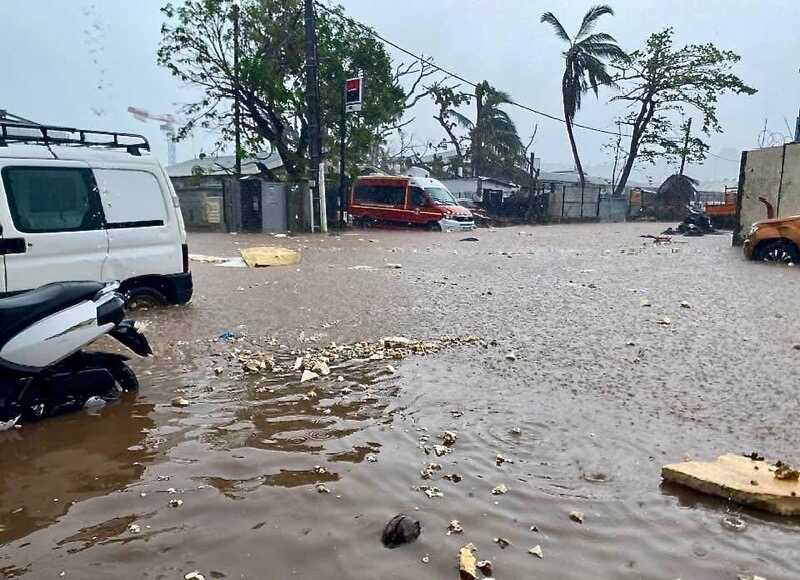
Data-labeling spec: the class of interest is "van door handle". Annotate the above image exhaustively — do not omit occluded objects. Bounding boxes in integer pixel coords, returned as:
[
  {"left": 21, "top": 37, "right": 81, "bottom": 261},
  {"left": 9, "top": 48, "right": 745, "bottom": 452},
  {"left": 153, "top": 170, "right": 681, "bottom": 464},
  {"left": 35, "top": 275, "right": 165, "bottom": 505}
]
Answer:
[{"left": 0, "top": 238, "right": 26, "bottom": 255}]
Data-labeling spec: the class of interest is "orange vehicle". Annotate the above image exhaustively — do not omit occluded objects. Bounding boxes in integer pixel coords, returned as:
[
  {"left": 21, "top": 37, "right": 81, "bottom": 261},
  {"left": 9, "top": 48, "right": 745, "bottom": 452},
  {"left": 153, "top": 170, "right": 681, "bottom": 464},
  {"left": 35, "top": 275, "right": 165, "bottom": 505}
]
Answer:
[
  {"left": 744, "top": 215, "right": 800, "bottom": 264},
  {"left": 704, "top": 187, "right": 737, "bottom": 228},
  {"left": 349, "top": 175, "right": 475, "bottom": 231}
]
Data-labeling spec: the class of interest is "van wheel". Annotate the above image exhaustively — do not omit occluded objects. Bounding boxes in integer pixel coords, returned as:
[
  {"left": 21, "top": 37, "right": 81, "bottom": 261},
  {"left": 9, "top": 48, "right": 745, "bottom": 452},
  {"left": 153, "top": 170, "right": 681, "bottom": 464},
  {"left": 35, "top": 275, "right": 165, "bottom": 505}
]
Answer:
[
  {"left": 754, "top": 240, "right": 799, "bottom": 265},
  {"left": 427, "top": 222, "right": 442, "bottom": 232},
  {"left": 126, "top": 287, "right": 167, "bottom": 310},
  {"left": 361, "top": 217, "right": 378, "bottom": 228}
]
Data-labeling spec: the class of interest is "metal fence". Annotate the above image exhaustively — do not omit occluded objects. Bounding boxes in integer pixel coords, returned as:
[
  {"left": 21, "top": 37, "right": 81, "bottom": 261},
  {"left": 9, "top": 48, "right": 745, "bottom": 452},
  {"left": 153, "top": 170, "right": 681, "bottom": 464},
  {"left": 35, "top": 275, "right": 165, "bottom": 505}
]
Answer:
[{"left": 547, "top": 184, "right": 628, "bottom": 221}]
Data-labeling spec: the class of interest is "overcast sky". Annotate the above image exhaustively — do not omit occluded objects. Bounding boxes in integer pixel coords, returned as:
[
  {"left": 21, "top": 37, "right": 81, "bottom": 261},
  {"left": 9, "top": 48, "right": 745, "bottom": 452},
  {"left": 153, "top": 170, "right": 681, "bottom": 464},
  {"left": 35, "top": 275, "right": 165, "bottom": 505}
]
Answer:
[{"left": 2, "top": 0, "right": 798, "bottom": 184}]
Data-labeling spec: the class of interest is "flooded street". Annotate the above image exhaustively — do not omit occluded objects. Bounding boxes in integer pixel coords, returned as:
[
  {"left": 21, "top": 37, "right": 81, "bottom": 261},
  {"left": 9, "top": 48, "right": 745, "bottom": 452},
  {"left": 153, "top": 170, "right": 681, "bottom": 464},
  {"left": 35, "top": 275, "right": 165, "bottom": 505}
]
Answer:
[{"left": 2, "top": 223, "right": 799, "bottom": 579}]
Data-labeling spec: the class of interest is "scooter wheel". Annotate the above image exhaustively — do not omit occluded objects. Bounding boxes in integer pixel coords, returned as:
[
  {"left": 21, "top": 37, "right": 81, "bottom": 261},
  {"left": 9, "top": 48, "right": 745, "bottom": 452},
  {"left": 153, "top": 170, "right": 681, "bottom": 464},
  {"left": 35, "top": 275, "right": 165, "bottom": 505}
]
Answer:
[{"left": 109, "top": 361, "right": 140, "bottom": 392}]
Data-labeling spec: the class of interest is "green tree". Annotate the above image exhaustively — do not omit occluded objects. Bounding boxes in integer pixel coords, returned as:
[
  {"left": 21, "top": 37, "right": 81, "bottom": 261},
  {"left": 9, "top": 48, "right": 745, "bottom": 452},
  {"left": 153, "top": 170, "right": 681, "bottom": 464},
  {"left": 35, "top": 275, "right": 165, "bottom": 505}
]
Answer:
[
  {"left": 428, "top": 80, "right": 523, "bottom": 179},
  {"left": 158, "top": 0, "right": 421, "bottom": 181},
  {"left": 541, "top": 5, "right": 627, "bottom": 190},
  {"left": 470, "top": 81, "right": 524, "bottom": 178},
  {"left": 611, "top": 28, "right": 757, "bottom": 195}
]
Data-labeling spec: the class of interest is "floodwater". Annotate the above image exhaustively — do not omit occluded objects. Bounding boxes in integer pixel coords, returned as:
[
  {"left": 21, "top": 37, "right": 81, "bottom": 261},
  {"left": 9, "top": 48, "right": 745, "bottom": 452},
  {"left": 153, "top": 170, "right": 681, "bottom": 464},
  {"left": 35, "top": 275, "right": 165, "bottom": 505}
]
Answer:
[{"left": 2, "top": 223, "right": 800, "bottom": 579}]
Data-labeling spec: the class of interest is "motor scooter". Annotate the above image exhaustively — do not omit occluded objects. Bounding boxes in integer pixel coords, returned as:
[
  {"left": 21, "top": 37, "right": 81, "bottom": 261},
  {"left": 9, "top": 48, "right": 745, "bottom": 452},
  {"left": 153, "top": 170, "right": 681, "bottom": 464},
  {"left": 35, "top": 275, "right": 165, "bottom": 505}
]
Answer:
[{"left": 0, "top": 281, "right": 151, "bottom": 425}]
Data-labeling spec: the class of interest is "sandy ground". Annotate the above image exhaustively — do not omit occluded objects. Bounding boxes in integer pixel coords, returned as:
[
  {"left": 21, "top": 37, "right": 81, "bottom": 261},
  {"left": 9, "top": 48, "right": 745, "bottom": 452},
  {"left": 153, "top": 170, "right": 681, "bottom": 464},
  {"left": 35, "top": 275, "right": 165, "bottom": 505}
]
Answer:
[{"left": 1, "top": 222, "right": 799, "bottom": 580}]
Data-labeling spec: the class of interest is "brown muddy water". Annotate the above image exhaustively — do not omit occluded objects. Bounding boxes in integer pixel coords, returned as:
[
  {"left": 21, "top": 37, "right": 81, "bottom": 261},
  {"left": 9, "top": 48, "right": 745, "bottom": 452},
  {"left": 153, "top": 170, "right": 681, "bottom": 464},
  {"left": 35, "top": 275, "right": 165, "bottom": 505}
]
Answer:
[{"left": 2, "top": 223, "right": 800, "bottom": 579}]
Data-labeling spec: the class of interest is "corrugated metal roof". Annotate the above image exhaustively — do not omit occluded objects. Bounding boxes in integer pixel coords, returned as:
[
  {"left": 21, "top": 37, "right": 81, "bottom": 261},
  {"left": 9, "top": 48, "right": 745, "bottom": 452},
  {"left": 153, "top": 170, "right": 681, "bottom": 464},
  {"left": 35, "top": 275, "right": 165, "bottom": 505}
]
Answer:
[{"left": 166, "top": 152, "right": 283, "bottom": 178}]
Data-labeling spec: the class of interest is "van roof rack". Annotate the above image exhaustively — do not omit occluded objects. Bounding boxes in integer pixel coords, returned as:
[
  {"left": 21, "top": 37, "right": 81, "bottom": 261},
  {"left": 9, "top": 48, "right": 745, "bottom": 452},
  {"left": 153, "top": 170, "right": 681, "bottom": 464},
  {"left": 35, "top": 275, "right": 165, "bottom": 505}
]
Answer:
[{"left": 0, "top": 121, "right": 150, "bottom": 155}]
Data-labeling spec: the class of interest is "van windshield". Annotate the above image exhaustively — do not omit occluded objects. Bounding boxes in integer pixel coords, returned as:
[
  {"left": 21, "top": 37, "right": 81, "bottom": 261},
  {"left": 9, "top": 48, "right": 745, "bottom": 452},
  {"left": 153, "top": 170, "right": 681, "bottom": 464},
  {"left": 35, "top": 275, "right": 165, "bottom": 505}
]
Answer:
[{"left": 424, "top": 187, "right": 458, "bottom": 206}]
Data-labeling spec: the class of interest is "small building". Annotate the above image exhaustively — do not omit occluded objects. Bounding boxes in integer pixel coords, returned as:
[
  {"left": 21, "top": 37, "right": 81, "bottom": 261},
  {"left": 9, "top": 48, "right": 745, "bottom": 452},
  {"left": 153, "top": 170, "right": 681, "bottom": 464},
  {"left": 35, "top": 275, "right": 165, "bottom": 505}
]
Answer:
[{"left": 167, "top": 152, "right": 284, "bottom": 232}]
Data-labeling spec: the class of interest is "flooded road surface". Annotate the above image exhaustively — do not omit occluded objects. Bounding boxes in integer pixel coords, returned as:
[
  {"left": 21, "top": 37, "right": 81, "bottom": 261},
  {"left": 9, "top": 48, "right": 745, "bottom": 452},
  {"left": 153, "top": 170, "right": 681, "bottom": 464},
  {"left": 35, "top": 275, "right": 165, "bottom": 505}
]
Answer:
[{"left": 2, "top": 223, "right": 800, "bottom": 579}]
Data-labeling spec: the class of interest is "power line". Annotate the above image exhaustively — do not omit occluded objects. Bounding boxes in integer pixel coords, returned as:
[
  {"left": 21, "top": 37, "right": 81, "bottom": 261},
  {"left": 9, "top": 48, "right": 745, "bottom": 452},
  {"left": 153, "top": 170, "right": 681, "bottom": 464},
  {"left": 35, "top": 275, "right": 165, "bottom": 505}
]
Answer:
[{"left": 315, "top": 1, "right": 626, "bottom": 138}]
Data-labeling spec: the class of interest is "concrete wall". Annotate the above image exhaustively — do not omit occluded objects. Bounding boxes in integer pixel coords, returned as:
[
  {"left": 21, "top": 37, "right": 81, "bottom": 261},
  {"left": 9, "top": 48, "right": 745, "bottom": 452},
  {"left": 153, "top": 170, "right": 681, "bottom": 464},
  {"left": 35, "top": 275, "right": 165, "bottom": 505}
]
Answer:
[
  {"left": 172, "top": 176, "right": 226, "bottom": 232},
  {"left": 736, "top": 143, "right": 800, "bottom": 243}
]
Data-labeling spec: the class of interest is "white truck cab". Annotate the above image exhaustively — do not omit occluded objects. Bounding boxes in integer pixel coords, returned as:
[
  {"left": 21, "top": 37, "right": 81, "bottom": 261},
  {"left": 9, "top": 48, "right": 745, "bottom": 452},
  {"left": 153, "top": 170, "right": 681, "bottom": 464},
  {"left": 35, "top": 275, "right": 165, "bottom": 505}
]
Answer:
[{"left": 0, "top": 122, "right": 192, "bottom": 307}]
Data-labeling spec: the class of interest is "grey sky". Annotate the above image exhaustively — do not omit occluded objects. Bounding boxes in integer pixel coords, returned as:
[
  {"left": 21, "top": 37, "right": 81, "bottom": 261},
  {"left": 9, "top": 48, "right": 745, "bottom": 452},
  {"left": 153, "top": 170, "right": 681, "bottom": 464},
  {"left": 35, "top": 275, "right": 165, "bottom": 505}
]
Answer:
[{"left": 2, "top": 0, "right": 798, "bottom": 184}]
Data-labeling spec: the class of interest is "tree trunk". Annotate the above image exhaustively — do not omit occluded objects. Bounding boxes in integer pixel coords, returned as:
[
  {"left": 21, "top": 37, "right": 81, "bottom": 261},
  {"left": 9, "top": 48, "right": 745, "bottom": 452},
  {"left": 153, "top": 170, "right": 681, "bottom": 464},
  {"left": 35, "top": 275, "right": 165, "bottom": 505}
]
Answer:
[
  {"left": 563, "top": 102, "right": 585, "bottom": 192},
  {"left": 613, "top": 99, "right": 656, "bottom": 196},
  {"left": 472, "top": 91, "right": 483, "bottom": 177}
]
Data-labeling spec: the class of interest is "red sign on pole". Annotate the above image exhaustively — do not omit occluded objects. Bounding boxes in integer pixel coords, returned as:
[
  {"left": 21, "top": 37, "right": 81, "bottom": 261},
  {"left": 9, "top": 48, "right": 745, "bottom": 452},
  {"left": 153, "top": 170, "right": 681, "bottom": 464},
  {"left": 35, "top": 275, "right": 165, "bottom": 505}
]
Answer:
[{"left": 345, "top": 77, "right": 363, "bottom": 112}]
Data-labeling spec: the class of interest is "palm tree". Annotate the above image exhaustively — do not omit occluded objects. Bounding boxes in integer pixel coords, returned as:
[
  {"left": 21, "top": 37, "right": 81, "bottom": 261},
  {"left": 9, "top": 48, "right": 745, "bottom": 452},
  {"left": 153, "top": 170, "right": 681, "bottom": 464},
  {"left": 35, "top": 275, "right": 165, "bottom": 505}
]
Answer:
[
  {"left": 541, "top": 5, "right": 627, "bottom": 190},
  {"left": 451, "top": 81, "right": 523, "bottom": 177}
]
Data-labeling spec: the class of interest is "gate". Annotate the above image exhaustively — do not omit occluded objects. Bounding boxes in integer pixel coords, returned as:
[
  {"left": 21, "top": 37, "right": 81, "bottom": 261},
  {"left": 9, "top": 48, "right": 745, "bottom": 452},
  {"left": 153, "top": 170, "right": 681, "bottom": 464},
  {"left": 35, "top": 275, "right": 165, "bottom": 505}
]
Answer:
[{"left": 240, "top": 179, "right": 263, "bottom": 232}]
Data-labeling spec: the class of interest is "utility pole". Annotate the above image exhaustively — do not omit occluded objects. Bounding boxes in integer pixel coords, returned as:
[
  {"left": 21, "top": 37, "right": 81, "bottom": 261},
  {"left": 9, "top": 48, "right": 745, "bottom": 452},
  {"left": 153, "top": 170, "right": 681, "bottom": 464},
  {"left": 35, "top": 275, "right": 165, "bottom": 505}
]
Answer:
[
  {"left": 233, "top": 2, "right": 241, "bottom": 178},
  {"left": 679, "top": 117, "right": 692, "bottom": 176},
  {"left": 339, "top": 88, "right": 347, "bottom": 229},
  {"left": 304, "top": 0, "right": 322, "bottom": 231}
]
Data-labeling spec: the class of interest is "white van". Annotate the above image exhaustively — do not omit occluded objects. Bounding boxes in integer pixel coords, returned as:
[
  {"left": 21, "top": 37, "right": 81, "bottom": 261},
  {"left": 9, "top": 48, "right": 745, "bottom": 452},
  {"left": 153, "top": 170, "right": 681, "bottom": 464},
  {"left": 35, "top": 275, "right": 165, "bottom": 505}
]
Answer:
[{"left": 0, "top": 122, "right": 192, "bottom": 307}]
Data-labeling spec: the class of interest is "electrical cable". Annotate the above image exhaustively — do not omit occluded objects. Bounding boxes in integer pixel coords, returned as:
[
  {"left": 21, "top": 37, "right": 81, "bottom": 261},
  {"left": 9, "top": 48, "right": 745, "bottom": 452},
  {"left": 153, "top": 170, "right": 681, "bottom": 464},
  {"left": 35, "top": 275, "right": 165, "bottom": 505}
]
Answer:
[{"left": 315, "top": 1, "right": 627, "bottom": 137}]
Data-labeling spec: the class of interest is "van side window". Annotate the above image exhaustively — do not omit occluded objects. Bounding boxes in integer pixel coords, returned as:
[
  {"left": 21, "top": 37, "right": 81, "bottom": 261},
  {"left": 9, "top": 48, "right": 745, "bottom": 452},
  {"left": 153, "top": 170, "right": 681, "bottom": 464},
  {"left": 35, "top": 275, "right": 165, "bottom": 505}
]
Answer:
[
  {"left": 355, "top": 183, "right": 405, "bottom": 206},
  {"left": 410, "top": 186, "right": 427, "bottom": 207},
  {"left": 1, "top": 167, "right": 103, "bottom": 233},
  {"left": 93, "top": 169, "right": 167, "bottom": 228}
]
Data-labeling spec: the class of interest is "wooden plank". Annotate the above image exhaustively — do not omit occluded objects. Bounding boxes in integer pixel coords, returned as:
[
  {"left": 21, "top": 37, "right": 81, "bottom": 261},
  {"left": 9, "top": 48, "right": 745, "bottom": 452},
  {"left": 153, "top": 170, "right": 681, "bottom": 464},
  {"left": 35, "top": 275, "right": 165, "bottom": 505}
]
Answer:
[{"left": 662, "top": 454, "right": 800, "bottom": 516}]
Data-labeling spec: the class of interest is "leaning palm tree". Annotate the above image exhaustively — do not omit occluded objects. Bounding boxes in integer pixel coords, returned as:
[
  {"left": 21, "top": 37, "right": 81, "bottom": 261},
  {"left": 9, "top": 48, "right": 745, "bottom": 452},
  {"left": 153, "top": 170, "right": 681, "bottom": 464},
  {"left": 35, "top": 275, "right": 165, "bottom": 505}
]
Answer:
[
  {"left": 541, "top": 5, "right": 627, "bottom": 190},
  {"left": 451, "top": 81, "right": 522, "bottom": 177}
]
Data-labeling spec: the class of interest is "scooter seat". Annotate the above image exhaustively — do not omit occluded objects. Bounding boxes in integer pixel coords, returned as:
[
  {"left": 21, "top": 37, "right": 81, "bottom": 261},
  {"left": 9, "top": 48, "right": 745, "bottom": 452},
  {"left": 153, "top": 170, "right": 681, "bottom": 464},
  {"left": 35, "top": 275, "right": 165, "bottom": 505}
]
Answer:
[{"left": 0, "top": 282, "right": 105, "bottom": 348}]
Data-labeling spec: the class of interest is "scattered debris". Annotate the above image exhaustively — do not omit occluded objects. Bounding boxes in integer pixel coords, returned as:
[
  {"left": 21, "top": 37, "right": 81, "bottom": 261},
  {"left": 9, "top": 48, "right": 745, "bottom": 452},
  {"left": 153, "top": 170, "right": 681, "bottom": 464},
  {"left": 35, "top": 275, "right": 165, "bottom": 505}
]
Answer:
[
  {"left": 460, "top": 237, "right": 480, "bottom": 242},
  {"left": 300, "top": 370, "right": 319, "bottom": 383},
  {"left": 229, "top": 335, "right": 482, "bottom": 377},
  {"left": 655, "top": 316, "right": 672, "bottom": 326},
  {"left": 0, "top": 415, "right": 20, "bottom": 431},
  {"left": 443, "top": 473, "right": 463, "bottom": 483},
  {"left": 680, "top": 300, "right": 691, "bottom": 309},
  {"left": 184, "top": 572, "right": 206, "bottom": 580},
  {"left": 491, "top": 484, "right": 508, "bottom": 495},
  {"left": 442, "top": 431, "right": 458, "bottom": 446},
  {"left": 476, "top": 560, "right": 493, "bottom": 576},
  {"left": 505, "top": 352, "right": 517, "bottom": 361},
  {"left": 433, "top": 445, "right": 451, "bottom": 457},
  {"left": 744, "top": 451, "right": 765, "bottom": 461},
  {"left": 385, "top": 263, "right": 403, "bottom": 269},
  {"left": 316, "top": 483, "right": 331, "bottom": 494},
  {"left": 189, "top": 254, "right": 225, "bottom": 264},
  {"left": 420, "top": 486, "right": 443, "bottom": 499},
  {"left": 128, "top": 523, "right": 141, "bottom": 534},
  {"left": 381, "top": 514, "right": 421, "bottom": 548},
  {"left": 528, "top": 545, "right": 544, "bottom": 559},
  {"left": 493, "top": 537, "right": 511, "bottom": 549},
  {"left": 311, "top": 361, "right": 331, "bottom": 376},
  {"left": 569, "top": 511, "right": 584, "bottom": 524},
  {"left": 313, "top": 465, "right": 329, "bottom": 475},
  {"left": 381, "top": 336, "right": 413, "bottom": 348},
  {"left": 496, "top": 454, "right": 509, "bottom": 466},
  {"left": 447, "top": 520, "right": 464, "bottom": 535},
  {"left": 510, "top": 427, "right": 522, "bottom": 436},
  {"left": 171, "top": 397, "right": 190, "bottom": 408},
  {"left": 458, "top": 544, "right": 478, "bottom": 580},
  {"left": 640, "top": 298, "right": 652, "bottom": 307},
  {"left": 420, "top": 554, "right": 430, "bottom": 564},
  {"left": 169, "top": 499, "right": 183, "bottom": 508},
  {"left": 366, "top": 455, "right": 378, "bottom": 463},
  {"left": 386, "top": 364, "right": 397, "bottom": 374}
]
